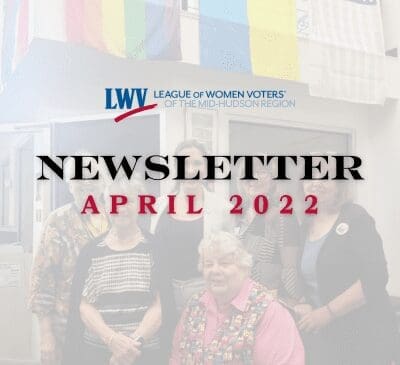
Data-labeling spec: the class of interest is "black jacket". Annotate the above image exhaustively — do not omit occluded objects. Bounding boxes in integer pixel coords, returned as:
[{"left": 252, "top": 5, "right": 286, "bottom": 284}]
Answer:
[{"left": 300, "top": 203, "right": 399, "bottom": 364}]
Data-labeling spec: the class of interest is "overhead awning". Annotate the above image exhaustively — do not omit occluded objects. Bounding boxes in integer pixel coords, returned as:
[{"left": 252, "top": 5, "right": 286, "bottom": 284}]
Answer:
[{"left": 0, "top": 0, "right": 390, "bottom": 106}]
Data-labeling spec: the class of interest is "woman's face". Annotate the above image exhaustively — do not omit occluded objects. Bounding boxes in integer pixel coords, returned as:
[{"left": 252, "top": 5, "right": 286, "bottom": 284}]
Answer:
[
  {"left": 303, "top": 179, "right": 339, "bottom": 208},
  {"left": 106, "top": 189, "right": 138, "bottom": 229},
  {"left": 178, "top": 146, "right": 205, "bottom": 192},
  {"left": 202, "top": 248, "right": 246, "bottom": 299},
  {"left": 241, "top": 167, "right": 272, "bottom": 199},
  {"left": 68, "top": 180, "right": 105, "bottom": 209}
]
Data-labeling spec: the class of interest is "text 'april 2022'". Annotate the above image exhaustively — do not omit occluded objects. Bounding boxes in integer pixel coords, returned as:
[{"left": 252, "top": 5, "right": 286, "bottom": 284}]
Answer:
[{"left": 80, "top": 194, "right": 318, "bottom": 216}]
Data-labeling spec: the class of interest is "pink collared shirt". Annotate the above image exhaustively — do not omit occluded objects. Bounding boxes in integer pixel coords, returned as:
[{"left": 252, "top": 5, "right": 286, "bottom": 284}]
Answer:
[{"left": 170, "top": 279, "right": 304, "bottom": 365}]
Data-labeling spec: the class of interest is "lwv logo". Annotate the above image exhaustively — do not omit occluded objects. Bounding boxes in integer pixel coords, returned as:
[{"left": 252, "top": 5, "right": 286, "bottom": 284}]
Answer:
[{"left": 105, "top": 88, "right": 157, "bottom": 123}]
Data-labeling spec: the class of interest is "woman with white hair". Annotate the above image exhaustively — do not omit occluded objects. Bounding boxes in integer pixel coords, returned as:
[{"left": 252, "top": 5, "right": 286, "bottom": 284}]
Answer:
[{"left": 170, "top": 231, "right": 304, "bottom": 365}]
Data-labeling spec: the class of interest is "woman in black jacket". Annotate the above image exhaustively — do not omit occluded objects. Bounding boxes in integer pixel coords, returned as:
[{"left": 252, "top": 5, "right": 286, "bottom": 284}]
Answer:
[{"left": 295, "top": 177, "right": 399, "bottom": 365}]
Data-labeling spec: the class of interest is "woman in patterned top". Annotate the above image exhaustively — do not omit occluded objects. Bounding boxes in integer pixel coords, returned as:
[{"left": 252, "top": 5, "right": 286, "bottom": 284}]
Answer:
[
  {"left": 63, "top": 179, "right": 161, "bottom": 365},
  {"left": 29, "top": 174, "right": 110, "bottom": 365},
  {"left": 170, "top": 231, "right": 304, "bottom": 365},
  {"left": 236, "top": 162, "right": 302, "bottom": 303}
]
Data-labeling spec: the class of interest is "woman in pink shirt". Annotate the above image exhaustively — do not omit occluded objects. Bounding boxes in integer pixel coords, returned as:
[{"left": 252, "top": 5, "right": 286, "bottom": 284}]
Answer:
[{"left": 170, "top": 231, "right": 304, "bottom": 365}]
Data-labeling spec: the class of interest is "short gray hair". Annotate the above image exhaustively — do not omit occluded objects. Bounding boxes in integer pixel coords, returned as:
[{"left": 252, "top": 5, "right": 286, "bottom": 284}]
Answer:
[{"left": 198, "top": 231, "right": 252, "bottom": 271}]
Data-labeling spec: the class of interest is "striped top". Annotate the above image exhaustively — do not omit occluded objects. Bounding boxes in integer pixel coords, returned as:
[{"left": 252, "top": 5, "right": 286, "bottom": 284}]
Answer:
[
  {"left": 82, "top": 239, "right": 159, "bottom": 350},
  {"left": 238, "top": 213, "right": 302, "bottom": 300}
]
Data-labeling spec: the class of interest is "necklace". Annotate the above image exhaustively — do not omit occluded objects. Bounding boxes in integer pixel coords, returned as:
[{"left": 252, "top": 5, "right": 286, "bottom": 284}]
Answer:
[{"left": 106, "top": 229, "right": 144, "bottom": 251}]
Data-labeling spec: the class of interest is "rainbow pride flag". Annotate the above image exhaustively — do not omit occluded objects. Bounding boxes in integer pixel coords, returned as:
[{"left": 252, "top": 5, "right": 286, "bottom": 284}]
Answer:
[
  {"left": 0, "top": 0, "right": 30, "bottom": 89},
  {"left": 65, "top": 0, "right": 181, "bottom": 60},
  {"left": 0, "top": 0, "right": 181, "bottom": 90},
  {"left": 199, "top": 0, "right": 299, "bottom": 81}
]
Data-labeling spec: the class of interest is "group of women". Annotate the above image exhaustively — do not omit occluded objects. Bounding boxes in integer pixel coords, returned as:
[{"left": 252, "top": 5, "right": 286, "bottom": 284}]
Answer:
[{"left": 30, "top": 140, "right": 399, "bottom": 365}]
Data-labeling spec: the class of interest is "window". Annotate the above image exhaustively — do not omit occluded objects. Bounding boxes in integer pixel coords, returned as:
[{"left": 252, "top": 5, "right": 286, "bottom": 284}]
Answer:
[
  {"left": 185, "top": 109, "right": 218, "bottom": 153},
  {"left": 0, "top": 160, "right": 14, "bottom": 227},
  {"left": 381, "top": 0, "right": 399, "bottom": 57}
]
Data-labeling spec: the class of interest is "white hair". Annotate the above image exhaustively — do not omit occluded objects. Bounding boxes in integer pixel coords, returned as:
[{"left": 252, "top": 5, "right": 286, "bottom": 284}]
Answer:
[{"left": 198, "top": 231, "right": 252, "bottom": 272}]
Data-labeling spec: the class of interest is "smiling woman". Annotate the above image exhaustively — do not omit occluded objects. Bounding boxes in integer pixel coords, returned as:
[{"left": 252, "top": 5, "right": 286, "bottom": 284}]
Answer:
[
  {"left": 170, "top": 231, "right": 305, "bottom": 365},
  {"left": 62, "top": 178, "right": 161, "bottom": 365},
  {"left": 198, "top": 231, "right": 252, "bottom": 300}
]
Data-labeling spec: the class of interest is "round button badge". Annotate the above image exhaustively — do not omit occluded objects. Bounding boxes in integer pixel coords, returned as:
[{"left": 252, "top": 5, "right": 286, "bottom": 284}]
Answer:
[{"left": 336, "top": 222, "right": 349, "bottom": 235}]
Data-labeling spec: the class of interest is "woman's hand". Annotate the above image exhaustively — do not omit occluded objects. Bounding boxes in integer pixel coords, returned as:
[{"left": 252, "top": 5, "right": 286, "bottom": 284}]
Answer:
[
  {"left": 108, "top": 333, "right": 141, "bottom": 365},
  {"left": 294, "top": 303, "right": 313, "bottom": 319},
  {"left": 40, "top": 330, "right": 59, "bottom": 365},
  {"left": 298, "top": 306, "right": 333, "bottom": 333}
]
